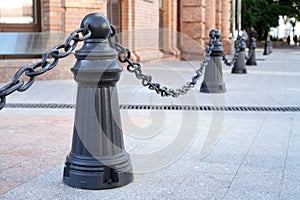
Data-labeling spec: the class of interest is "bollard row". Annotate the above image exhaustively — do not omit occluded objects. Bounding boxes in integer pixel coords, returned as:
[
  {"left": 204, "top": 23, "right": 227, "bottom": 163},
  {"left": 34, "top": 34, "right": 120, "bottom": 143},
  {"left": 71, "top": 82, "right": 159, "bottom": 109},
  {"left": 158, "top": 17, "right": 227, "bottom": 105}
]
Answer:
[
  {"left": 110, "top": 26, "right": 216, "bottom": 97},
  {"left": 0, "top": 13, "right": 261, "bottom": 191},
  {"left": 0, "top": 28, "right": 91, "bottom": 110},
  {"left": 0, "top": 24, "right": 246, "bottom": 110},
  {"left": 221, "top": 36, "right": 244, "bottom": 67}
]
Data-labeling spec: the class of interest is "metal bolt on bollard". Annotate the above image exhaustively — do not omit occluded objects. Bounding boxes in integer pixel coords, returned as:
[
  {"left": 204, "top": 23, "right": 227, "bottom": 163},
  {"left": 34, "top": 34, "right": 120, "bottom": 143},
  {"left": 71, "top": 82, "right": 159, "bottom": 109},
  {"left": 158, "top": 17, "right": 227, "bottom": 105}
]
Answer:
[
  {"left": 246, "top": 37, "right": 257, "bottom": 66},
  {"left": 200, "top": 30, "right": 226, "bottom": 93},
  {"left": 63, "top": 13, "right": 133, "bottom": 189},
  {"left": 231, "top": 36, "right": 247, "bottom": 74}
]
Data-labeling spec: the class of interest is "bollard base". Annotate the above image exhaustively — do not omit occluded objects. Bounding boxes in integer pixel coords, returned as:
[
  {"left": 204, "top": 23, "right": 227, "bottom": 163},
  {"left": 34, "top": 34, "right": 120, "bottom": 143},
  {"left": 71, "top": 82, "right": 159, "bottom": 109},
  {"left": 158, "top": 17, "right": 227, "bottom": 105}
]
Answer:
[
  {"left": 246, "top": 60, "right": 257, "bottom": 66},
  {"left": 200, "top": 81, "right": 226, "bottom": 93},
  {"left": 63, "top": 152, "right": 133, "bottom": 190},
  {"left": 263, "top": 44, "right": 269, "bottom": 55},
  {"left": 232, "top": 51, "right": 247, "bottom": 74},
  {"left": 263, "top": 50, "right": 269, "bottom": 55},
  {"left": 231, "top": 67, "right": 247, "bottom": 74}
]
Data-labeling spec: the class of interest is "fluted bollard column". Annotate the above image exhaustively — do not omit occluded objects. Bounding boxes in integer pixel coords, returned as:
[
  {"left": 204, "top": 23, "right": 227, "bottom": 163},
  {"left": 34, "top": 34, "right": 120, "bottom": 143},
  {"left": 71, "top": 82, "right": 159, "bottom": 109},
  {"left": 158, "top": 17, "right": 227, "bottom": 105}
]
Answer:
[
  {"left": 246, "top": 37, "right": 257, "bottom": 66},
  {"left": 200, "top": 30, "right": 226, "bottom": 93},
  {"left": 63, "top": 13, "right": 133, "bottom": 189},
  {"left": 232, "top": 36, "right": 247, "bottom": 74}
]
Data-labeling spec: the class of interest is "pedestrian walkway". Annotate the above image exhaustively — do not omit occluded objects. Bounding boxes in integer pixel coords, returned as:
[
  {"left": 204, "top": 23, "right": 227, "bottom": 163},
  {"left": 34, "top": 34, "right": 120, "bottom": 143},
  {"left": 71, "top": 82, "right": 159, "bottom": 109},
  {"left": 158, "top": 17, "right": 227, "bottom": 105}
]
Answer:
[{"left": 0, "top": 48, "right": 300, "bottom": 199}]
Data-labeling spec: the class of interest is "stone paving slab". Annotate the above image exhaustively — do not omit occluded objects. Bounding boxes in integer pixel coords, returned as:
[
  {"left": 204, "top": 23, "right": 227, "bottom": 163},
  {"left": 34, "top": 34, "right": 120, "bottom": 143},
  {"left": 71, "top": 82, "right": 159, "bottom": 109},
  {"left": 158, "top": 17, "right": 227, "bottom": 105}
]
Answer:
[
  {"left": 0, "top": 111, "right": 299, "bottom": 199},
  {"left": 1, "top": 48, "right": 300, "bottom": 199}
]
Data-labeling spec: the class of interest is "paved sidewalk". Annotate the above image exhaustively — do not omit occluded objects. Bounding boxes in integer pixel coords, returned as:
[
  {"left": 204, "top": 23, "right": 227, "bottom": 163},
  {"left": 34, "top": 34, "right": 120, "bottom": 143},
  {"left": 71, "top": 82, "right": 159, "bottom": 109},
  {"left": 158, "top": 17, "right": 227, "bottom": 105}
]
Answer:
[{"left": 0, "top": 48, "right": 300, "bottom": 199}]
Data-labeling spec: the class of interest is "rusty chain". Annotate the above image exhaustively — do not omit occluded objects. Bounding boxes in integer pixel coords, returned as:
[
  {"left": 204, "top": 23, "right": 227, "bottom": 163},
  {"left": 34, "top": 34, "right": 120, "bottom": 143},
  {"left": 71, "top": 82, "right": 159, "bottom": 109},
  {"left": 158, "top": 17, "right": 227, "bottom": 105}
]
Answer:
[
  {"left": 0, "top": 27, "right": 91, "bottom": 110},
  {"left": 109, "top": 26, "right": 215, "bottom": 97}
]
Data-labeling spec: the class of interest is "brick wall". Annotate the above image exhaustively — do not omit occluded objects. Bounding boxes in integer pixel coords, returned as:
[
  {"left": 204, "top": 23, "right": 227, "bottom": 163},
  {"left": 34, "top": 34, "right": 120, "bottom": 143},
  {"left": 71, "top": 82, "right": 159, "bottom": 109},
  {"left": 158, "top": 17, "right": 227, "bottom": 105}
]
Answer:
[
  {"left": 179, "top": 0, "right": 232, "bottom": 57},
  {"left": 42, "top": 0, "right": 106, "bottom": 32},
  {"left": 0, "top": 0, "right": 233, "bottom": 81},
  {"left": 42, "top": 0, "right": 65, "bottom": 32},
  {"left": 220, "top": 0, "right": 231, "bottom": 54},
  {"left": 64, "top": 0, "right": 106, "bottom": 32},
  {"left": 179, "top": 0, "right": 206, "bottom": 59},
  {"left": 120, "top": 0, "right": 163, "bottom": 62},
  {"left": 161, "top": 0, "right": 180, "bottom": 56}
]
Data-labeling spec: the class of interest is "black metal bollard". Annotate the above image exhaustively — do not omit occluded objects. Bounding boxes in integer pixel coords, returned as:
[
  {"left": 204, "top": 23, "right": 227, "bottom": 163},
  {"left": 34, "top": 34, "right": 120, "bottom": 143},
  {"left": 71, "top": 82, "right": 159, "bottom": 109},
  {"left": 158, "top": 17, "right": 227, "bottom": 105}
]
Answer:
[
  {"left": 263, "top": 37, "right": 272, "bottom": 55},
  {"left": 263, "top": 39, "right": 270, "bottom": 55},
  {"left": 246, "top": 37, "right": 257, "bottom": 66},
  {"left": 200, "top": 30, "right": 226, "bottom": 93},
  {"left": 63, "top": 13, "right": 133, "bottom": 189},
  {"left": 267, "top": 39, "right": 273, "bottom": 54},
  {"left": 232, "top": 36, "right": 247, "bottom": 74}
]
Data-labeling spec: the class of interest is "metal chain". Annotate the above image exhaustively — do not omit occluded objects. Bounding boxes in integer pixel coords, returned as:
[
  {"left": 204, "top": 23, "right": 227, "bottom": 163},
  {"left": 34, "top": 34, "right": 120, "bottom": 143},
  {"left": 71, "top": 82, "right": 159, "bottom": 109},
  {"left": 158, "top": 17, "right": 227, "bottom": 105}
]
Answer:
[
  {"left": 0, "top": 27, "right": 91, "bottom": 110},
  {"left": 109, "top": 26, "right": 215, "bottom": 98},
  {"left": 221, "top": 36, "right": 242, "bottom": 67}
]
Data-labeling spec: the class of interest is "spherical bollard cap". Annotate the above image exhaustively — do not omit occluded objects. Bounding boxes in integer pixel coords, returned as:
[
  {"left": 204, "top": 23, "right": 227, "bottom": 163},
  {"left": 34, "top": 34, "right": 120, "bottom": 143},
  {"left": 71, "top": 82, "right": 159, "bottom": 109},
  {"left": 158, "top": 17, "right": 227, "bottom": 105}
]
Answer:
[
  {"left": 209, "top": 30, "right": 217, "bottom": 39},
  {"left": 210, "top": 30, "right": 221, "bottom": 39},
  {"left": 214, "top": 30, "right": 221, "bottom": 39},
  {"left": 80, "top": 13, "right": 111, "bottom": 39}
]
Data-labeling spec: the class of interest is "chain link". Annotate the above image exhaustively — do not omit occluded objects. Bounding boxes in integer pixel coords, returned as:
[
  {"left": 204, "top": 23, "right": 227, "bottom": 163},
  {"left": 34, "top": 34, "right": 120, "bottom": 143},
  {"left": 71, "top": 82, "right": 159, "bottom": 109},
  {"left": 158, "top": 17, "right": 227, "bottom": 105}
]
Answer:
[
  {"left": 109, "top": 26, "right": 215, "bottom": 98},
  {"left": 0, "top": 27, "right": 91, "bottom": 110},
  {"left": 221, "top": 36, "right": 243, "bottom": 67}
]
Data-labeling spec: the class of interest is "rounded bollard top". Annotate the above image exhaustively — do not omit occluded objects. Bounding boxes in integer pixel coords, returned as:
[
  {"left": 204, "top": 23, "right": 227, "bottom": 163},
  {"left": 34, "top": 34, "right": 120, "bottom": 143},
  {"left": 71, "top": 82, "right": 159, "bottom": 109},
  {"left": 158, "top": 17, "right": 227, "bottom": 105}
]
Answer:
[
  {"left": 209, "top": 30, "right": 220, "bottom": 39},
  {"left": 209, "top": 30, "right": 216, "bottom": 39},
  {"left": 80, "top": 13, "right": 111, "bottom": 39},
  {"left": 214, "top": 30, "right": 220, "bottom": 39},
  {"left": 208, "top": 29, "right": 223, "bottom": 56}
]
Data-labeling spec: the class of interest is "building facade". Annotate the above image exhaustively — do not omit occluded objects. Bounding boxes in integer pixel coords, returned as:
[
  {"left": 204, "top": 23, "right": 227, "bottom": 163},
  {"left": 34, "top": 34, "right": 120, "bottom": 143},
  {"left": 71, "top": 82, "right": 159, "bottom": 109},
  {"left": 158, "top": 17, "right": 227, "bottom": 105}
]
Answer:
[{"left": 0, "top": 0, "right": 231, "bottom": 81}]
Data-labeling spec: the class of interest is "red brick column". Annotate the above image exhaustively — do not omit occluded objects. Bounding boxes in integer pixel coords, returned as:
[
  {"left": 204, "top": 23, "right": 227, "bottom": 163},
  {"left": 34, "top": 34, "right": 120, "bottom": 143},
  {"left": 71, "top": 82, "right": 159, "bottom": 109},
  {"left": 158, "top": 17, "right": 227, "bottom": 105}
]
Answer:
[
  {"left": 42, "top": 0, "right": 65, "bottom": 32},
  {"left": 161, "top": 0, "right": 180, "bottom": 57},
  {"left": 64, "top": 0, "right": 106, "bottom": 33},
  {"left": 42, "top": 0, "right": 106, "bottom": 33},
  {"left": 179, "top": 0, "right": 206, "bottom": 59},
  {"left": 215, "top": 0, "right": 222, "bottom": 30},
  {"left": 221, "top": 0, "right": 231, "bottom": 54},
  {"left": 205, "top": 0, "right": 216, "bottom": 42},
  {"left": 124, "top": 0, "right": 163, "bottom": 62}
]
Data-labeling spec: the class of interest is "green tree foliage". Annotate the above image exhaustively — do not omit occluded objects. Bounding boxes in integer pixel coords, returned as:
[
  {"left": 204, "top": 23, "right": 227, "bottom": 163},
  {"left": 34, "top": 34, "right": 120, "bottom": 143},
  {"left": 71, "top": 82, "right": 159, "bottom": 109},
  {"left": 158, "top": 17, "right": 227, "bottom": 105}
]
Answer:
[
  {"left": 278, "top": 0, "right": 300, "bottom": 20},
  {"left": 241, "top": 0, "right": 280, "bottom": 40},
  {"left": 241, "top": 0, "right": 300, "bottom": 40}
]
